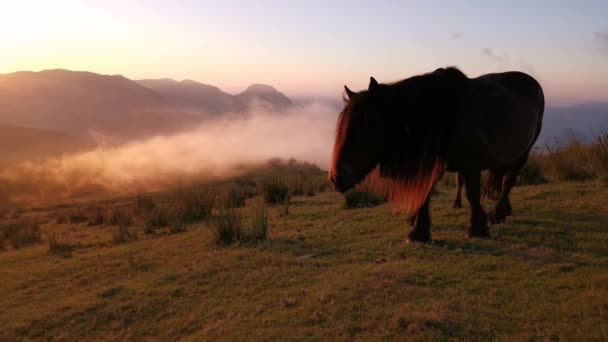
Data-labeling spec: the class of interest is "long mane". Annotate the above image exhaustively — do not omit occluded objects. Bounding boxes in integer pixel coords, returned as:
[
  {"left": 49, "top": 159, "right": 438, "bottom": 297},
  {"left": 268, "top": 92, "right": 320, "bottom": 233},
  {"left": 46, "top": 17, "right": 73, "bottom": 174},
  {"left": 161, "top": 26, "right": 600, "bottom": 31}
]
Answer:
[{"left": 371, "top": 67, "right": 466, "bottom": 213}]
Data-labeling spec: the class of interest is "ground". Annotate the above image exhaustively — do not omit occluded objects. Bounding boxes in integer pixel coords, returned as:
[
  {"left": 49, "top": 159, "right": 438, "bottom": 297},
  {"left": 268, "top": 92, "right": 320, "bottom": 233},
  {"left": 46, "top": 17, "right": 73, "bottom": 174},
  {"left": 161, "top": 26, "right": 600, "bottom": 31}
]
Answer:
[{"left": 1, "top": 181, "right": 607, "bottom": 340}]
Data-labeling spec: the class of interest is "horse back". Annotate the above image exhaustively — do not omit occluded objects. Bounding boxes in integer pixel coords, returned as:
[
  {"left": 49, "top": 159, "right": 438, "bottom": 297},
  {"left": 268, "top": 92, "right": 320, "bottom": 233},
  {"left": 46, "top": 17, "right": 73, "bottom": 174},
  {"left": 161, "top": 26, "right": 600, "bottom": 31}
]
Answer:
[{"left": 445, "top": 71, "right": 544, "bottom": 170}]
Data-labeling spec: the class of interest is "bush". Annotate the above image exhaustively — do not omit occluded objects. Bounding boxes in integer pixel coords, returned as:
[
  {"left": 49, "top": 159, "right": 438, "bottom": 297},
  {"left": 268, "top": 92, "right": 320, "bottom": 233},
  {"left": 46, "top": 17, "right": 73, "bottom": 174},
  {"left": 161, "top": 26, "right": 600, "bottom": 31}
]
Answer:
[
  {"left": 105, "top": 207, "right": 134, "bottom": 226},
  {"left": 278, "top": 197, "right": 290, "bottom": 218},
  {"left": 211, "top": 208, "right": 242, "bottom": 245},
  {"left": 68, "top": 210, "right": 88, "bottom": 224},
  {"left": 541, "top": 140, "right": 596, "bottom": 181},
  {"left": 135, "top": 195, "right": 156, "bottom": 214},
  {"left": 343, "top": 187, "right": 386, "bottom": 209},
  {"left": 224, "top": 186, "right": 247, "bottom": 208},
  {"left": 261, "top": 177, "right": 291, "bottom": 205},
  {"left": 113, "top": 220, "right": 137, "bottom": 244},
  {"left": 592, "top": 129, "right": 608, "bottom": 178},
  {"left": 518, "top": 153, "right": 547, "bottom": 185},
  {"left": 0, "top": 219, "right": 42, "bottom": 249},
  {"left": 141, "top": 206, "right": 170, "bottom": 234},
  {"left": 242, "top": 205, "right": 269, "bottom": 243},
  {"left": 88, "top": 208, "right": 105, "bottom": 226},
  {"left": 173, "top": 188, "right": 215, "bottom": 223},
  {"left": 48, "top": 234, "right": 75, "bottom": 257}
]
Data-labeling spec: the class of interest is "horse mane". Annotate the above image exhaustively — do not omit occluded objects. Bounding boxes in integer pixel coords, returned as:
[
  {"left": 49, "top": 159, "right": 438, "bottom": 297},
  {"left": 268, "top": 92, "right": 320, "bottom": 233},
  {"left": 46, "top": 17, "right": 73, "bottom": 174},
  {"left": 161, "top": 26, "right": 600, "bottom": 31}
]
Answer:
[{"left": 373, "top": 67, "right": 466, "bottom": 213}]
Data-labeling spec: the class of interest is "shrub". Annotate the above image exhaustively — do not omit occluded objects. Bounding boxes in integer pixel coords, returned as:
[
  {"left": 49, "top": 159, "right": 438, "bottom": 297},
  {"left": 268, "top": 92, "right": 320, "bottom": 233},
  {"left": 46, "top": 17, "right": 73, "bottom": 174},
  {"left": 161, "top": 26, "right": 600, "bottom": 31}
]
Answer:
[
  {"left": 242, "top": 205, "right": 269, "bottom": 243},
  {"left": 224, "top": 186, "right": 247, "bottom": 208},
  {"left": 113, "top": 220, "right": 137, "bottom": 244},
  {"left": 135, "top": 195, "right": 156, "bottom": 214},
  {"left": 68, "top": 210, "right": 88, "bottom": 224},
  {"left": 105, "top": 207, "right": 134, "bottom": 226},
  {"left": 141, "top": 206, "right": 170, "bottom": 234},
  {"left": 278, "top": 197, "right": 290, "bottom": 218},
  {"left": 88, "top": 208, "right": 105, "bottom": 226},
  {"left": 591, "top": 129, "right": 608, "bottom": 178},
  {"left": 211, "top": 208, "right": 242, "bottom": 245},
  {"left": 166, "top": 206, "right": 187, "bottom": 234},
  {"left": 305, "top": 181, "right": 316, "bottom": 197},
  {"left": 290, "top": 178, "right": 305, "bottom": 196},
  {"left": 343, "top": 187, "right": 386, "bottom": 209},
  {"left": 518, "top": 153, "right": 547, "bottom": 185},
  {"left": 1, "top": 219, "right": 42, "bottom": 249},
  {"left": 542, "top": 140, "right": 595, "bottom": 181},
  {"left": 48, "top": 234, "right": 75, "bottom": 258},
  {"left": 173, "top": 188, "right": 215, "bottom": 223},
  {"left": 261, "top": 177, "right": 291, "bottom": 205}
]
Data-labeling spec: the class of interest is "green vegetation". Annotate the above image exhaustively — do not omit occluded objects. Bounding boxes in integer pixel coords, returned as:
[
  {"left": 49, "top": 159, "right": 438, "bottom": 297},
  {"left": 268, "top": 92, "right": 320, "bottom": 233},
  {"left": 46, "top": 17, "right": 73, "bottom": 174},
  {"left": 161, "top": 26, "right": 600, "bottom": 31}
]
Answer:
[
  {"left": 0, "top": 218, "right": 41, "bottom": 250},
  {"left": 1, "top": 155, "right": 608, "bottom": 340},
  {"left": 261, "top": 177, "right": 291, "bottom": 205},
  {"left": 343, "top": 186, "right": 387, "bottom": 209},
  {"left": 48, "top": 233, "right": 75, "bottom": 258}
]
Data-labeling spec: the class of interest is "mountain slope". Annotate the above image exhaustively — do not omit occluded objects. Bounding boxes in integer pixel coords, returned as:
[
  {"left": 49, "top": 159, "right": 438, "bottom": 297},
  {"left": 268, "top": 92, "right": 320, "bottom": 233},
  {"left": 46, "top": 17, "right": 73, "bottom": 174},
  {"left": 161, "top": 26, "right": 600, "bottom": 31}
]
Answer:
[
  {"left": 0, "top": 124, "right": 95, "bottom": 166},
  {"left": 136, "top": 78, "right": 236, "bottom": 114},
  {"left": 234, "top": 84, "right": 294, "bottom": 111},
  {"left": 0, "top": 69, "right": 200, "bottom": 139},
  {"left": 538, "top": 103, "right": 608, "bottom": 145}
]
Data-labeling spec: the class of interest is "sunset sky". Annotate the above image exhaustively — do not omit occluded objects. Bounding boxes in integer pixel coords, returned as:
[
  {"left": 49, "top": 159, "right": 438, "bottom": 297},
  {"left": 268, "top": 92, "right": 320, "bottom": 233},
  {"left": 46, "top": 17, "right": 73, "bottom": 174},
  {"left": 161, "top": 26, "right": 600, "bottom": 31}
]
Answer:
[{"left": 1, "top": 0, "right": 607, "bottom": 105}]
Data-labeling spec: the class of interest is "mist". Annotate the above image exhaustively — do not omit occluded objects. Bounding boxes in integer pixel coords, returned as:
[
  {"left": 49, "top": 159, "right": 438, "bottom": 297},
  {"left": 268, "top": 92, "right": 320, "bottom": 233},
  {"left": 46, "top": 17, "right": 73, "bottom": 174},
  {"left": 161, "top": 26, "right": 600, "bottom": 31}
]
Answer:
[{"left": 0, "top": 102, "right": 339, "bottom": 206}]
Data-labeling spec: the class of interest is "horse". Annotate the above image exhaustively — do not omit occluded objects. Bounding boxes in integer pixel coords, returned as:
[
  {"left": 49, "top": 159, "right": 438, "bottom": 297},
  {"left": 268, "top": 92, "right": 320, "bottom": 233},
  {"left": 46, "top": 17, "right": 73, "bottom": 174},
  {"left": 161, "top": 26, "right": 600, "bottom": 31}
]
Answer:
[
  {"left": 329, "top": 67, "right": 544, "bottom": 242},
  {"left": 452, "top": 169, "right": 504, "bottom": 209}
]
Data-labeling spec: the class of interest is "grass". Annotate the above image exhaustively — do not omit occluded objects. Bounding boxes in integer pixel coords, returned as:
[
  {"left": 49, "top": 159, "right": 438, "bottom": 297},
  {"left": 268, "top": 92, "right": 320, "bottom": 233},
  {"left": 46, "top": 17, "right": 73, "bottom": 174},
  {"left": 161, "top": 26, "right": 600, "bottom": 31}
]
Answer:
[
  {"left": 173, "top": 187, "right": 215, "bottom": 224},
  {"left": 211, "top": 207, "right": 242, "bottom": 245},
  {"left": 112, "top": 215, "right": 137, "bottom": 244},
  {"left": 343, "top": 186, "right": 387, "bottom": 209},
  {"left": 241, "top": 205, "right": 269, "bottom": 243},
  {"left": 48, "top": 234, "right": 75, "bottom": 258},
  {"left": 0, "top": 218, "right": 42, "bottom": 250},
  {"left": 261, "top": 177, "right": 291, "bottom": 205},
  {"left": 0, "top": 181, "right": 607, "bottom": 340}
]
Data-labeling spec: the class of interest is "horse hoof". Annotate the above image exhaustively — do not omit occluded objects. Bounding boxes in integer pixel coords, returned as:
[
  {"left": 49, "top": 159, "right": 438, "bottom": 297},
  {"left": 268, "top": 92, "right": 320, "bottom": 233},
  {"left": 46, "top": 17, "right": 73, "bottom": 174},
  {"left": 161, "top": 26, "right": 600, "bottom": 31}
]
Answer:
[
  {"left": 466, "top": 230, "right": 490, "bottom": 239},
  {"left": 407, "top": 231, "right": 431, "bottom": 243},
  {"left": 452, "top": 202, "right": 462, "bottom": 209},
  {"left": 488, "top": 211, "right": 506, "bottom": 224}
]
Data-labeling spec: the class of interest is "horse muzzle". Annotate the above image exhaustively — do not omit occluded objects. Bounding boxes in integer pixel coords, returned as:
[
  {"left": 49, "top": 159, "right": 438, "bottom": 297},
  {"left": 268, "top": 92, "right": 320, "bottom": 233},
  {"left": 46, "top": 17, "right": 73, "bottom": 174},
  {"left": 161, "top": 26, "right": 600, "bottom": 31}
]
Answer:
[{"left": 329, "top": 167, "right": 357, "bottom": 193}]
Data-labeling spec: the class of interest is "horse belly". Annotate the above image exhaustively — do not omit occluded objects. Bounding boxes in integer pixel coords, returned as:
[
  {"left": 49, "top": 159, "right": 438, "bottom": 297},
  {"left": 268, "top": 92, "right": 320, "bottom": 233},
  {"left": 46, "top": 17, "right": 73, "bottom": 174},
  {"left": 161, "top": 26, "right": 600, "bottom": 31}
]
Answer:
[{"left": 446, "top": 99, "right": 539, "bottom": 170}]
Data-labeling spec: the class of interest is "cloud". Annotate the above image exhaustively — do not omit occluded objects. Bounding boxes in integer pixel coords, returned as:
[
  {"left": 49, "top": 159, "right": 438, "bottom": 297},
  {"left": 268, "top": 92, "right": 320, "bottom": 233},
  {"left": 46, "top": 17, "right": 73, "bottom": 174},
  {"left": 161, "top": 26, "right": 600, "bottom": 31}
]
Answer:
[
  {"left": 595, "top": 31, "right": 608, "bottom": 50},
  {"left": 480, "top": 48, "right": 504, "bottom": 62},
  {"left": 0, "top": 102, "right": 340, "bottom": 205},
  {"left": 450, "top": 32, "right": 463, "bottom": 40}
]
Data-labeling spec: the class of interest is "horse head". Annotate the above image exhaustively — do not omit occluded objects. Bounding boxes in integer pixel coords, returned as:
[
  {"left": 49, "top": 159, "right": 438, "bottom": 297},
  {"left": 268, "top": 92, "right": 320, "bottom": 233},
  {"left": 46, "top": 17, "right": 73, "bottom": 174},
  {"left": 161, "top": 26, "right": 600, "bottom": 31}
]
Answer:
[{"left": 329, "top": 77, "right": 385, "bottom": 193}]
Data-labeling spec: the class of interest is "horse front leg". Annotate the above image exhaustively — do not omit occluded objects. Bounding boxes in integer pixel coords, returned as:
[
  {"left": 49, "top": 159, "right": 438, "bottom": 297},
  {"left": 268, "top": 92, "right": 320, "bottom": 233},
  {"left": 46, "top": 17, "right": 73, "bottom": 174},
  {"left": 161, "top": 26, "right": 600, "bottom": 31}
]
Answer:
[
  {"left": 407, "top": 196, "right": 432, "bottom": 242},
  {"left": 453, "top": 173, "right": 463, "bottom": 208},
  {"left": 462, "top": 169, "right": 489, "bottom": 238}
]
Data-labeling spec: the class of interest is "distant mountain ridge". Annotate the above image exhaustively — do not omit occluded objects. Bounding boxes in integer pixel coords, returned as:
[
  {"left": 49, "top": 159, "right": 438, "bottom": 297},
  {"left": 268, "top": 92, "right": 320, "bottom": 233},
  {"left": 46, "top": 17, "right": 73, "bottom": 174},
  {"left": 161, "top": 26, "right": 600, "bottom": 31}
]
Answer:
[
  {"left": 539, "top": 103, "right": 608, "bottom": 146},
  {"left": 0, "top": 69, "right": 295, "bottom": 140}
]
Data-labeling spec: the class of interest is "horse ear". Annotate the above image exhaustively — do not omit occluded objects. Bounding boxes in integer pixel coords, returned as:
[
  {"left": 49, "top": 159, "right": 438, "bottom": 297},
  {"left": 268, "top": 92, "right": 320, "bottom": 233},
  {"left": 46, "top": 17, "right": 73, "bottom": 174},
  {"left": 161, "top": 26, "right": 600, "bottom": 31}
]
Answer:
[
  {"left": 368, "top": 77, "right": 379, "bottom": 92},
  {"left": 344, "top": 85, "right": 357, "bottom": 100}
]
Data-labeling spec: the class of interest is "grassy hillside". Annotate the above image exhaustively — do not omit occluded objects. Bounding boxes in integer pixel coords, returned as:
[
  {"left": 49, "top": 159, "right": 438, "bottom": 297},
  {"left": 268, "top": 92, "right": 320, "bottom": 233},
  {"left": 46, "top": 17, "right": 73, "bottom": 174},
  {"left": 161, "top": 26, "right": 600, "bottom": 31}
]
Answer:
[{"left": 1, "top": 180, "right": 607, "bottom": 340}]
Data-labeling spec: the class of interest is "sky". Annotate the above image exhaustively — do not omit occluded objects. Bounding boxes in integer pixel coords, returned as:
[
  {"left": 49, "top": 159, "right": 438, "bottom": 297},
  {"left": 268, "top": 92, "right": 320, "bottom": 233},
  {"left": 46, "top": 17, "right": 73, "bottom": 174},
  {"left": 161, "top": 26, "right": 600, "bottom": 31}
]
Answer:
[{"left": 0, "top": 0, "right": 607, "bottom": 105}]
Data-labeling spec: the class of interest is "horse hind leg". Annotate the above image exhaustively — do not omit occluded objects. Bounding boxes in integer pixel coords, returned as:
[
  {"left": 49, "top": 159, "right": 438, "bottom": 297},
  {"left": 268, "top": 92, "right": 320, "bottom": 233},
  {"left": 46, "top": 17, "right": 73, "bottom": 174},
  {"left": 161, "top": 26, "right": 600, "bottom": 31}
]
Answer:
[
  {"left": 489, "top": 156, "right": 527, "bottom": 224},
  {"left": 462, "top": 169, "right": 489, "bottom": 238},
  {"left": 452, "top": 173, "right": 463, "bottom": 208}
]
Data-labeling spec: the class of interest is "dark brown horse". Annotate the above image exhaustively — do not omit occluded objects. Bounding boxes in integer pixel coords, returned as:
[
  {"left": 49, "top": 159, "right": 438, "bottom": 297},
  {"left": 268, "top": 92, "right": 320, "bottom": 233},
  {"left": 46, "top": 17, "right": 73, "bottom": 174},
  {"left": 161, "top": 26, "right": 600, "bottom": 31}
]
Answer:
[
  {"left": 452, "top": 169, "right": 504, "bottom": 209},
  {"left": 329, "top": 67, "right": 544, "bottom": 242}
]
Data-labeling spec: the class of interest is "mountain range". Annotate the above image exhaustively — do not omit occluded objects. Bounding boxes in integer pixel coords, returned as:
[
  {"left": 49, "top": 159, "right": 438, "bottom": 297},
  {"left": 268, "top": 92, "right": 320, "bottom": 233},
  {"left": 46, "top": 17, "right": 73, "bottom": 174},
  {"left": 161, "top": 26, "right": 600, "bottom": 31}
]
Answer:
[
  {"left": 0, "top": 69, "right": 607, "bottom": 166},
  {"left": 0, "top": 69, "right": 293, "bottom": 140}
]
